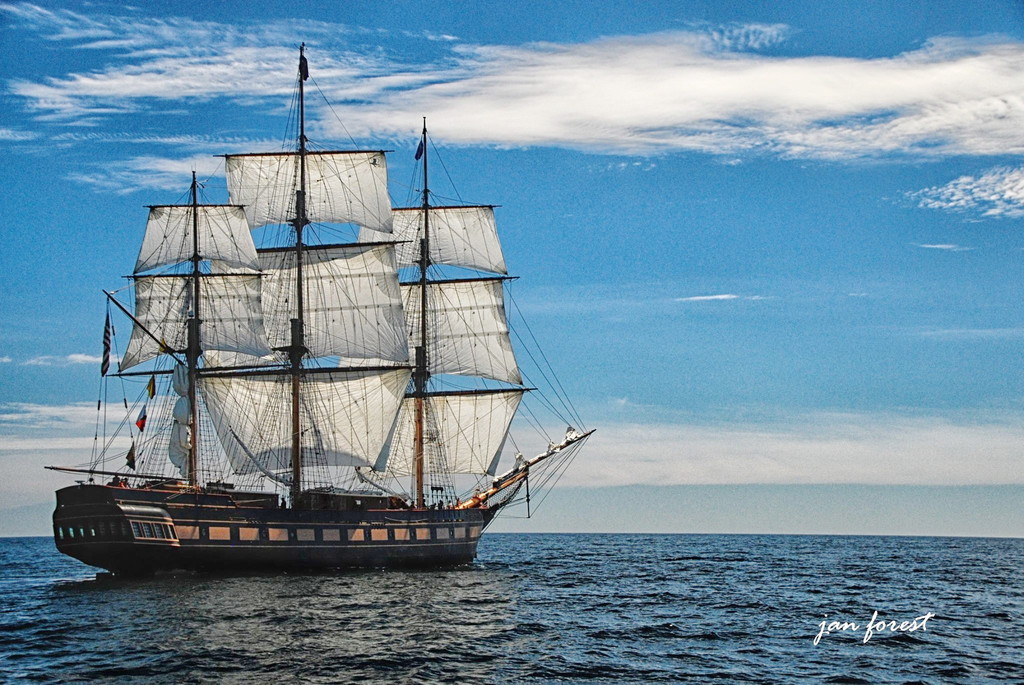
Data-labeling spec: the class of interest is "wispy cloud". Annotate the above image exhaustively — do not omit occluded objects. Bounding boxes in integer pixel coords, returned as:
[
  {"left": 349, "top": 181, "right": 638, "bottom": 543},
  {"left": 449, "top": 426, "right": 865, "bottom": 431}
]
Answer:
[
  {"left": 22, "top": 353, "right": 102, "bottom": 366},
  {"left": 321, "top": 34, "right": 1024, "bottom": 159},
  {"left": 676, "top": 294, "right": 740, "bottom": 301},
  {"left": 50, "top": 131, "right": 273, "bottom": 147},
  {"left": 912, "top": 166, "right": 1024, "bottom": 219},
  {"left": 698, "top": 22, "right": 792, "bottom": 52},
  {"left": 404, "top": 29, "right": 460, "bottom": 43},
  {"left": 0, "top": 401, "right": 99, "bottom": 430},
  {"left": 604, "top": 160, "right": 658, "bottom": 172},
  {"left": 68, "top": 154, "right": 229, "bottom": 192},
  {"left": 675, "top": 294, "right": 769, "bottom": 302},
  {"left": 914, "top": 243, "right": 973, "bottom": 251},
  {"left": 0, "top": 356, "right": 11, "bottom": 363},
  {"left": 919, "top": 327, "right": 1024, "bottom": 340},
  {"left": 5, "top": 3, "right": 1024, "bottom": 160},
  {"left": 1, "top": 4, "right": 384, "bottom": 123},
  {"left": 548, "top": 413, "right": 1024, "bottom": 488},
  {"left": 0, "top": 2, "right": 354, "bottom": 55},
  {"left": 0, "top": 401, "right": 131, "bottom": 507},
  {"left": 10, "top": 46, "right": 298, "bottom": 122},
  {"left": 2, "top": 400, "right": 1022, "bottom": 510},
  {"left": 0, "top": 127, "right": 38, "bottom": 141}
]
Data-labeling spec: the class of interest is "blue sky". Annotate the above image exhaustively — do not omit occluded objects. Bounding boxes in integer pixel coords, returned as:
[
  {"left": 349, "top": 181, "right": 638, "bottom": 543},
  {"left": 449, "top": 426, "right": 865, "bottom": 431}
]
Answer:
[{"left": 1, "top": 1, "right": 1023, "bottom": 536}]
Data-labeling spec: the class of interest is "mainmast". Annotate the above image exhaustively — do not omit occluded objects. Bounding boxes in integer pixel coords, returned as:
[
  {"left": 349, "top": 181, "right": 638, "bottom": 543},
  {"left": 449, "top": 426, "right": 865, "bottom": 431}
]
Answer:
[
  {"left": 186, "top": 171, "right": 201, "bottom": 487},
  {"left": 215, "top": 47, "right": 404, "bottom": 498},
  {"left": 413, "top": 119, "right": 430, "bottom": 508},
  {"left": 288, "top": 44, "right": 311, "bottom": 503}
]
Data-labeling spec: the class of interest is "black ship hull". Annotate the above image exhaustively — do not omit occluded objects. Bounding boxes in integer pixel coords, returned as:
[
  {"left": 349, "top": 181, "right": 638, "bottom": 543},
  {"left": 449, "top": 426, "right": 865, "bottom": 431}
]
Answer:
[{"left": 52, "top": 484, "right": 494, "bottom": 575}]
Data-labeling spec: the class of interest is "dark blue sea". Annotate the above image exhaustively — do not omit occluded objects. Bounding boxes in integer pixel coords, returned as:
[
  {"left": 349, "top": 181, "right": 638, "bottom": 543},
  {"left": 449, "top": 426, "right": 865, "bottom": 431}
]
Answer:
[{"left": 1, "top": 534, "right": 1021, "bottom": 683}]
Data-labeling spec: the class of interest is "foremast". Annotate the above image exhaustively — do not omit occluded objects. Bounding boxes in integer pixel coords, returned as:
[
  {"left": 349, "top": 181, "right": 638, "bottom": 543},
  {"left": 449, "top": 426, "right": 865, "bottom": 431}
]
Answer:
[{"left": 116, "top": 174, "right": 268, "bottom": 484}]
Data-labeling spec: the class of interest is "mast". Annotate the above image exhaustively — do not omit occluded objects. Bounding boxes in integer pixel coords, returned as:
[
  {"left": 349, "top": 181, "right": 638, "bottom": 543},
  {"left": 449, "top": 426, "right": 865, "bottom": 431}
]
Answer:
[
  {"left": 186, "top": 171, "right": 201, "bottom": 487},
  {"left": 289, "top": 43, "right": 310, "bottom": 503},
  {"left": 413, "top": 119, "right": 430, "bottom": 508}
]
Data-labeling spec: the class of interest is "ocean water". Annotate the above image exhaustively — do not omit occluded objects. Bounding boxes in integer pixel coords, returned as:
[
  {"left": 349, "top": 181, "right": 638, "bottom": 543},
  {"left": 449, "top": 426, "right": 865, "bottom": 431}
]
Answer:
[{"left": 0, "top": 534, "right": 1021, "bottom": 683}]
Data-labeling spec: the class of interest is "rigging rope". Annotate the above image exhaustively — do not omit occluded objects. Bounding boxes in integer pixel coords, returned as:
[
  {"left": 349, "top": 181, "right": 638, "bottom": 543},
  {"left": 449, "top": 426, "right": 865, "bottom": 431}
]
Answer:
[
  {"left": 508, "top": 288, "right": 585, "bottom": 428},
  {"left": 310, "top": 75, "right": 359, "bottom": 149},
  {"left": 429, "top": 137, "right": 465, "bottom": 205}
]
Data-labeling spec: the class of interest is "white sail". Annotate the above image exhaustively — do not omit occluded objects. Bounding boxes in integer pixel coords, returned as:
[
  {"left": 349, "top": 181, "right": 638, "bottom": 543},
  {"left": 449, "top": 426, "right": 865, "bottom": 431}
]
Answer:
[
  {"left": 224, "top": 152, "right": 393, "bottom": 233},
  {"left": 360, "top": 206, "right": 507, "bottom": 274},
  {"left": 171, "top": 396, "right": 190, "bottom": 424},
  {"left": 168, "top": 420, "right": 190, "bottom": 477},
  {"left": 135, "top": 205, "right": 261, "bottom": 274},
  {"left": 171, "top": 364, "right": 189, "bottom": 396},
  {"left": 200, "top": 368, "right": 411, "bottom": 475},
  {"left": 404, "top": 279, "right": 521, "bottom": 385},
  {"left": 377, "top": 390, "right": 523, "bottom": 476},
  {"left": 168, "top": 372, "right": 190, "bottom": 478},
  {"left": 202, "top": 349, "right": 282, "bottom": 369},
  {"left": 256, "top": 244, "right": 408, "bottom": 363},
  {"left": 120, "top": 275, "right": 271, "bottom": 371}
]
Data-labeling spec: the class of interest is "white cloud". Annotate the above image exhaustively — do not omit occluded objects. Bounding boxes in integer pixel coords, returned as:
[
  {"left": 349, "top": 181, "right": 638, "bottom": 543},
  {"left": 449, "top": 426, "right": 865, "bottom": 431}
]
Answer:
[
  {"left": 2, "top": 400, "right": 1022, "bottom": 509},
  {"left": 0, "top": 356, "right": 11, "bottom": 363},
  {"left": 675, "top": 294, "right": 769, "bottom": 302},
  {"left": 67, "top": 353, "right": 102, "bottom": 364},
  {"left": 0, "top": 127, "right": 37, "bottom": 141},
  {"left": 320, "top": 33, "right": 1024, "bottom": 159},
  {"left": 912, "top": 166, "right": 1024, "bottom": 218},
  {"left": 914, "top": 243, "right": 973, "bottom": 251},
  {"left": 919, "top": 327, "right": 1024, "bottom": 340},
  {"left": 68, "top": 154, "right": 229, "bottom": 192},
  {"left": 0, "top": 401, "right": 99, "bottom": 430},
  {"left": 9, "top": 46, "right": 299, "bottom": 121},
  {"left": 0, "top": 5, "right": 381, "bottom": 122},
  {"left": 676, "top": 294, "right": 741, "bottom": 301},
  {"left": 699, "top": 22, "right": 791, "bottom": 52},
  {"left": 604, "top": 160, "right": 657, "bottom": 172},
  {"left": 550, "top": 413, "right": 1024, "bottom": 488},
  {"left": 22, "top": 353, "right": 103, "bottom": 366},
  {"left": 0, "top": 401, "right": 133, "bottom": 508},
  {"left": 50, "top": 130, "right": 270, "bottom": 147},
  {"left": 0, "top": 2, "right": 350, "bottom": 55},
  {"left": 5, "top": 3, "right": 1024, "bottom": 160}
]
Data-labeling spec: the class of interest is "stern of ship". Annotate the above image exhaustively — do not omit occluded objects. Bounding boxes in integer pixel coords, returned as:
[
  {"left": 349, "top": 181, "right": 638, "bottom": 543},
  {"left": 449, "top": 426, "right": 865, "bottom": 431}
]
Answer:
[{"left": 52, "top": 483, "right": 180, "bottom": 575}]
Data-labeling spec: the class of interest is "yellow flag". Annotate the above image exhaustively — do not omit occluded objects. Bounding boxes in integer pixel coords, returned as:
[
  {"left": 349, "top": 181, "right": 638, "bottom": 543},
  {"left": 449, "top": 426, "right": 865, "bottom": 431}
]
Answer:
[{"left": 146, "top": 375, "right": 156, "bottom": 399}]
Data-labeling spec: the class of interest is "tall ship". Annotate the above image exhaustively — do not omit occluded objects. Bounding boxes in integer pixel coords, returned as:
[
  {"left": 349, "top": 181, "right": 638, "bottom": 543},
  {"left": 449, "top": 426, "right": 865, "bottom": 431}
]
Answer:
[{"left": 49, "top": 46, "right": 592, "bottom": 575}]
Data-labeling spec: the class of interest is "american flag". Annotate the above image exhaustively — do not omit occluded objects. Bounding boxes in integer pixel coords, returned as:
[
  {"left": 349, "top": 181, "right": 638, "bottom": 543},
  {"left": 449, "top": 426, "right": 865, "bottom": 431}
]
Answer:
[{"left": 101, "top": 313, "right": 111, "bottom": 376}]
